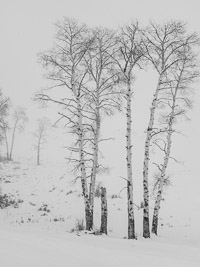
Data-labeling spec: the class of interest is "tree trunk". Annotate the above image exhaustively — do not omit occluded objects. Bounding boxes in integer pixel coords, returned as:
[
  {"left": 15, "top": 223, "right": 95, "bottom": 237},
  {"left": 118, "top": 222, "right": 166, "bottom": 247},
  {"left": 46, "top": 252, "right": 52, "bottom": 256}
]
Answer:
[
  {"left": 36, "top": 129, "right": 43, "bottom": 166},
  {"left": 89, "top": 94, "right": 100, "bottom": 230},
  {"left": 152, "top": 84, "right": 177, "bottom": 235},
  {"left": 3, "top": 123, "right": 9, "bottom": 160},
  {"left": 37, "top": 145, "right": 40, "bottom": 165},
  {"left": 85, "top": 199, "right": 93, "bottom": 231},
  {"left": 126, "top": 79, "right": 135, "bottom": 239},
  {"left": 100, "top": 187, "right": 107, "bottom": 234},
  {"left": 77, "top": 96, "right": 92, "bottom": 230},
  {"left": 9, "top": 120, "right": 18, "bottom": 160},
  {"left": 151, "top": 129, "right": 172, "bottom": 235},
  {"left": 127, "top": 180, "right": 135, "bottom": 239},
  {"left": 143, "top": 74, "right": 163, "bottom": 238}
]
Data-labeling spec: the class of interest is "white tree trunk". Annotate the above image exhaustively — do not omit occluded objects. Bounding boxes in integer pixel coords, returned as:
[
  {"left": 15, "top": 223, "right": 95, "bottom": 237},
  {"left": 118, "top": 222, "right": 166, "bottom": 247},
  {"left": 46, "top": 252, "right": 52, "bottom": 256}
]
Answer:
[
  {"left": 89, "top": 91, "right": 100, "bottom": 228},
  {"left": 37, "top": 144, "right": 40, "bottom": 166},
  {"left": 126, "top": 79, "right": 135, "bottom": 239},
  {"left": 151, "top": 128, "right": 172, "bottom": 234},
  {"left": 143, "top": 73, "right": 163, "bottom": 238},
  {"left": 152, "top": 84, "right": 178, "bottom": 235},
  {"left": 77, "top": 96, "right": 92, "bottom": 230}
]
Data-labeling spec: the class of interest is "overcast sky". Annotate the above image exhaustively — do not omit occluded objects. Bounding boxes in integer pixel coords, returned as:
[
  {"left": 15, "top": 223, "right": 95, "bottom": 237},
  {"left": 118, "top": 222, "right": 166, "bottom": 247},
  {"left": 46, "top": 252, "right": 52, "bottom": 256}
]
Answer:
[{"left": 0, "top": 0, "right": 200, "bottom": 168}]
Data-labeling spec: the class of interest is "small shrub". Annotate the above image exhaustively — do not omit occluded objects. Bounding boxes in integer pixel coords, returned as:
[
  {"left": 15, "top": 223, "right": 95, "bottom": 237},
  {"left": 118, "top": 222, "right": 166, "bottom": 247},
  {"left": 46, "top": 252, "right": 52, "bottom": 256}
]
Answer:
[
  {"left": 38, "top": 203, "right": 50, "bottom": 213},
  {"left": 110, "top": 194, "right": 120, "bottom": 199},
  {"left": 0, "top": 194, "right": 23, "bottom": 209},
  {"left": 53, "top": 217, "right": 65, "bottom": 222},
  {"left": 71, "top": 218, "right": 85, "bottom": 233}
]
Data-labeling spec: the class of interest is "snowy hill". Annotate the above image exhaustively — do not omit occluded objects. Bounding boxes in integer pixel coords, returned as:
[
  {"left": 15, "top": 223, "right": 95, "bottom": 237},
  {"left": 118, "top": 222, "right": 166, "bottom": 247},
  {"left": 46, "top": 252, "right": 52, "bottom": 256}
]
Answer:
[{"left": 0, "top": 158, "right": 199, "bottom": 266}]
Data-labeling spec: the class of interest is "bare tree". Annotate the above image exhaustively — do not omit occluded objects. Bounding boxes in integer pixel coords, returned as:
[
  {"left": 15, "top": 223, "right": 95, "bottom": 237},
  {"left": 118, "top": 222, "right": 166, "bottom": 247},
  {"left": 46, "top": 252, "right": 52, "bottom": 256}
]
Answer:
[
  {"left": 0, "top": 91, "right": 9, "bottom": 128},
  {"left": 9, "top": 106, "right": 28, "bottom": 160},
  {"left": 141, "top": 21, "right": 196, "bottom": 238},
  {"left": 2, "top": 120, "right": 9, "bottom": 160},
  {"left": 151, "top": 37, "right": 199, "bottom": 235},
  {"left": 37, "top": 18, "right": 95, "bottom": 230},
  {"left": 108, "top": 22, "right": 145, "bottom": 239},
  {"left": 83, "top": 27, "right": 121, "bottom": 229},
  {"left": 2, "top": 106, "right": 28, "bottom": 160},
  {"left": 33, "top": 117, "right": 50, "bottom": 165},
  {"left": 37, "top": 20, "right": 123, "bottom": 231},
  {"left": 0, "top": 90, "right": 10, "bottom": 158}
]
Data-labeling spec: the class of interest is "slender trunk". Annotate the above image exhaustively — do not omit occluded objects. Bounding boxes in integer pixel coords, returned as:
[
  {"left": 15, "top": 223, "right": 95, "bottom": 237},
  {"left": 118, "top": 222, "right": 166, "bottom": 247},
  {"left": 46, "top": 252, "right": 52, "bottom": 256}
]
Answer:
[
  {"left": 152, "top": 122, "right": 173, "bottom": 235},
  {"left": 152, "top": 79, "right": 179, "bottom": 235},
  {"left": 3, "top": 123, "right": 9, "bottom": 160},
  {"left": 37, "top": 144, "right": 40, "bottom": 165},
  {"left": 36, "top": 128, "right": 43, "bottom": 166},
  {"left": 9, "top": 120, "right": 18, "bottom": 160},
  {"left": 77, "top": 96, "right": 92, "bottom": 230},
  {"left": 143, "top": 73, "right": 163, "bottom": 238},
  {"left": 100, "top": 187, "right": 107, "bottom": 234},
  {"left": 126, "top": 78, "right": 135, "bottom": 239},
  {"left": 89, "top": 92, "right": 100, "bottom": 229}
]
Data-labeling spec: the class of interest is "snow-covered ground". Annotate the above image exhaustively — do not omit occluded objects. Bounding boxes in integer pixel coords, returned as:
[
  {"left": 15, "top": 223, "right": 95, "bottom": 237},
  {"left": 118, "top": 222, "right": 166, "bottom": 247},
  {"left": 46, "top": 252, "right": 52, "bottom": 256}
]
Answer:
[
  {"left": 1, "top": 228, "right": 199, "bottom": 267},
  {"left": 0, "top": 158, "right": 199, "bottom": 266}
]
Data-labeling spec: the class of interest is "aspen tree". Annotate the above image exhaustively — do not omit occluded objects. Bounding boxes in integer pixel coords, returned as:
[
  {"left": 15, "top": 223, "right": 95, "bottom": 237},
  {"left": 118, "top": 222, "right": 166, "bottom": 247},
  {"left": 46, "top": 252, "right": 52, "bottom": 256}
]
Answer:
[
  {"left": 8, "top": 106, "right": 28, "bottom": 160},
  {"left": 83, "top": 27, "right": 120, "bottom": 229},
  {"left": 109, "top": 22, "right": 145, "bottom": 239},
  {"left": 37, "top": 18, "right": 94, "bottom": 230},
  {"left": 0, "top": 90, "right": 10, "bottom": 158},
  {"left": 33, "top": 117, "right": 50, "bottom": 165},
  {"left": 142, "top": 21, "right": 192, "bottom": 238},
  {"left": 151, "top": 35, "right": 199, "bottom": 235}
]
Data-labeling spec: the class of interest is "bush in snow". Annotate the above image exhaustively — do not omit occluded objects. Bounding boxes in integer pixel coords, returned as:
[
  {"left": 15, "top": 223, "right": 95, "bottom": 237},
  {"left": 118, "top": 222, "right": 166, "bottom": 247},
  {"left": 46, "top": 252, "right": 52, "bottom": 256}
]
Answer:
[
  {"left": 38, "top": 203, "right": 51, "bottom": 213},
  {"left": 0, "top": 194, "right": 23, "bottom": 209},
  {"left": 70, "top": 218, "right": 85, "bottom": 233}
]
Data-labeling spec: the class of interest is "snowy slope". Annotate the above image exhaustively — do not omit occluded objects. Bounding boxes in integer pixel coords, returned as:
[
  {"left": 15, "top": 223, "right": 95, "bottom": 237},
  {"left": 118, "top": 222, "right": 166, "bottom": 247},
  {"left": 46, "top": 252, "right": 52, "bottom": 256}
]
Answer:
[{"left": 0, "top": 158, "right": 200, "bottom": 266}]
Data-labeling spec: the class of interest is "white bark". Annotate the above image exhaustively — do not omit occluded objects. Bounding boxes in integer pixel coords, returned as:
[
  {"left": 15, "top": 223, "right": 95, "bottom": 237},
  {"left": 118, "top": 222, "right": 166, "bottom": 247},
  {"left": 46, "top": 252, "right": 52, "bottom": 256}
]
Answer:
[
  {"left": 77, "top": 95, "right": 92, "bottom": 230},
  {"left": 151, "top": 127, "right": 172, "bottom": 234},
  {"left": 116, "top": 23, "right": 144, "bottom": 240},
  {"left": 126, "top": 78, "right": 135, "bottom": 239},
  {"left": 152, "top": 66, "right": 183, "bottom": 234},
  {"left": 151, "top": 96, "right": 175, "bottom": 234},
  {"left": 143, "top": 73, "right": 163, "bottom": 238},
  {"left": 38, "top": 18, "right": 93, "bottom": 230},
  {"left": 89, "top": 92, "right": 100, "bottom": 223}
]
